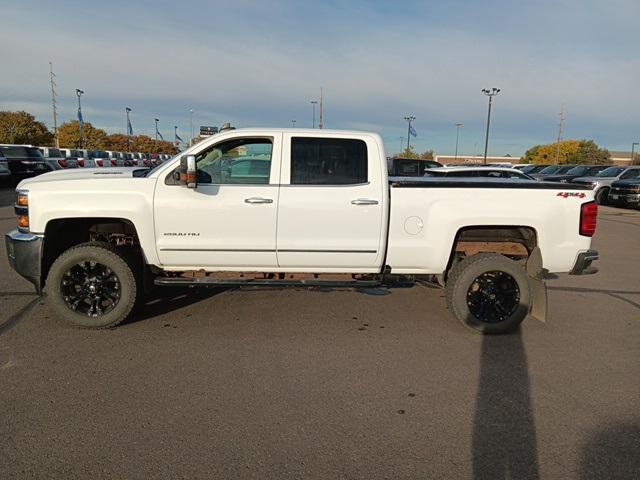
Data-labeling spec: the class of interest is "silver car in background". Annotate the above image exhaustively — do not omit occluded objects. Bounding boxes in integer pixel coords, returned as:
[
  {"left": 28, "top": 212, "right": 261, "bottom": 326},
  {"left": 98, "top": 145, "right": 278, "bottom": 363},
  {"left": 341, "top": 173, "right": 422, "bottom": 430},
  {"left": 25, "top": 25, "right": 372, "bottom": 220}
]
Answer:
[{"left": 572, "top": 166, "right": 640, "bottom": 204}]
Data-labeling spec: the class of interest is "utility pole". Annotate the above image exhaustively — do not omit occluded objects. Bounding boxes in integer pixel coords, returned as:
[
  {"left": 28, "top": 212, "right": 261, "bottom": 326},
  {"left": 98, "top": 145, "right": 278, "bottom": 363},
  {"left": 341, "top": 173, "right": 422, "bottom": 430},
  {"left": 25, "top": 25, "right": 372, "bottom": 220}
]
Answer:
[
  {"left": 49, "top": 62, "right": 59, "bottom": 147},
  {"left": 76, "top": 89, "right": 84, "bottom": 149},
  {"left": 632, "top": 142, "right": 639, "bottom": 165},
  {"left": 125, "top": 107, "right": 132, "bottom": 150},
  {"left": 404, "top": 115, "right": 416, "bottom": 153},
  {"left": 310, "top": 100, "right": 318, "bottom": 128},
  {"left": 189, "top": 109, "right": 194, "bottom": 147},
  {"left": 319, "top": 87, "right": 324, "bottom": 129},
  {"left": 481, "top": 87, "right": 500, "bottom": 164},
  {"left": 554, "top": 105, "right": 565, "bottom": 164},
  {"left": 454, "top": 123, "right": 463, "bottom": 161}
]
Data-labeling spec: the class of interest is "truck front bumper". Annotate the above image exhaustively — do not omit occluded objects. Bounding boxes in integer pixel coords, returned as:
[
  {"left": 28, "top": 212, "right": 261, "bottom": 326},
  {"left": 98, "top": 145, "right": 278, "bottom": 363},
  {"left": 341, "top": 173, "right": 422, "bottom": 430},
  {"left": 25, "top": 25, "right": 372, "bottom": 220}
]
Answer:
[
  {"left": 570, "top": 249, "right": 599, "bottom": 275},
  {"left": 5, "top": 229, "right": 43, "bottom": 293}
]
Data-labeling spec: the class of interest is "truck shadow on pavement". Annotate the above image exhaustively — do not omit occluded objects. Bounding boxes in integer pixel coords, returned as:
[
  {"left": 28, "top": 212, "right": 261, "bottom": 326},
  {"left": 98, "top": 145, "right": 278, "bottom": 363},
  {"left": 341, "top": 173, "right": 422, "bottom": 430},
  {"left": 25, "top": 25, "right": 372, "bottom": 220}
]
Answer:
[
  {"left": 472, "top": 329, "right": 540, "bottom": 480},
  {"left": 124, "top": 286, "right": 229, "bottom": 325}
]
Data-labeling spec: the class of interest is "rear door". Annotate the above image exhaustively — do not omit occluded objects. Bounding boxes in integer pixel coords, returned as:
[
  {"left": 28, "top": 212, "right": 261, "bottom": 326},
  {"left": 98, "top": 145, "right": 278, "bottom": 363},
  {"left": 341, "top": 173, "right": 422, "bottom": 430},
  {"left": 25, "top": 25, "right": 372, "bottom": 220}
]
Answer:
[{"left": 276, "top": 133, "right": 385, "bottom": 271}]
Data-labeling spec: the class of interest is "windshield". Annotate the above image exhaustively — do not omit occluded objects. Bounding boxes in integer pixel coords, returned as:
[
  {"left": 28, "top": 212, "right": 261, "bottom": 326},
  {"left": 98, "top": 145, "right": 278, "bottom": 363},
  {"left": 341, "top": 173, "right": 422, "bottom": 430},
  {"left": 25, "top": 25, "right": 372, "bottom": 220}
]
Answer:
[
  {"left": 597, "top": 167, "right": 624, "bottom": 177},
  {"left": 567, "top": 166, "right": 589, "bottom": 176},
  {"left": 538, "top": 165, "right": 560, "bottom": 174}
]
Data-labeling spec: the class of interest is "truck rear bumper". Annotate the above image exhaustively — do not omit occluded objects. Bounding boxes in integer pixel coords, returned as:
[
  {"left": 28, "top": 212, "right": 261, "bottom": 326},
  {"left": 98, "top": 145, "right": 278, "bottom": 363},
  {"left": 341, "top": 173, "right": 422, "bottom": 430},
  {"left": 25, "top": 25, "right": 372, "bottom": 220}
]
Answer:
[
  {"left": 570, "top": 250, "right": 599, "bottom": 275},
  {"left": 5, "top": 229, "right": 43, "bottom": 293}
]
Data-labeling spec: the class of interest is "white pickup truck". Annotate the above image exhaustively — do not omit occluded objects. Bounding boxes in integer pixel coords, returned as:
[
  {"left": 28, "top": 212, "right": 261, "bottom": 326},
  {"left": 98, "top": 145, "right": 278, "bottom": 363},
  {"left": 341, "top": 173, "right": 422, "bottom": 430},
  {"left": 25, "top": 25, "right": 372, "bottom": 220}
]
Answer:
[{"left": 5, "top": 129, "right": 599, "bottom": 334}]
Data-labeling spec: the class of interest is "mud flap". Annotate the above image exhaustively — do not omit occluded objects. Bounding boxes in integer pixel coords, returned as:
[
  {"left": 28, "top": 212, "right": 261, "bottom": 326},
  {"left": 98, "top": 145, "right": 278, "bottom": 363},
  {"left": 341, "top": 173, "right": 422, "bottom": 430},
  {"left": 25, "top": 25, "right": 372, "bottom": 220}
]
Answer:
[{"left": 526, "top": 247, "right": 548, "bottom": 323}]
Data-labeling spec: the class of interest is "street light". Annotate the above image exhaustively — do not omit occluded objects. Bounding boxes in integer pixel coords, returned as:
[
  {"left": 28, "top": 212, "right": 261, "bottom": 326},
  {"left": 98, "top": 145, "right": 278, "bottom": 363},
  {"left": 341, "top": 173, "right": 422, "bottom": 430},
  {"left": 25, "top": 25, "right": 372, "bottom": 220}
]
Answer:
[
  {"left": 310, "top": 100, "right": 318, "bottom": 128},
  {"left": 404, "top": 115, "right": 416, "bottom": 153},
  {"left": 75, "top": 89, "right": 84, "bottom": 148},
  {"left": 291, "top": 119, "right": 296, "bottom": 128},
  {"left": 454, "top": 123, "right": 463, "bottom": 161},
  {"left": 481, "top": 87, "right": 500, "bottom": 164},
  {"left": 632, "top": 142, "right": 639, "bottom": 165},
  {"left": 125, "top": 107, "right": 132, "bottom": 150}
]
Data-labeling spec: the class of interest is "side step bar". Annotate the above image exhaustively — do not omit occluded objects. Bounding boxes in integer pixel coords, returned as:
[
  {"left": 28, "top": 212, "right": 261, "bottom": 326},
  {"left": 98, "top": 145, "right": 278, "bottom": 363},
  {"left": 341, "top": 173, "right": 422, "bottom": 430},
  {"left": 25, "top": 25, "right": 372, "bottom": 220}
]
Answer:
[{"left": 154, "top": 277, "right": 382, "bottom": 288}]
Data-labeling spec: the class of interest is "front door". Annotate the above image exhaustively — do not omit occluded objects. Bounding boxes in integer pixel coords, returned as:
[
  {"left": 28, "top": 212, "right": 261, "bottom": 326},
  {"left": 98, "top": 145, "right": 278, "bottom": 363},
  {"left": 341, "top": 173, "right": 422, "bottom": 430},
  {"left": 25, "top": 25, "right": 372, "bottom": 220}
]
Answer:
[
  {"left": 276, "top": 133, "right": 386, "bottom": 271},
  {"left": 154, "top": 135, "right": 282, "bottom": 269}
]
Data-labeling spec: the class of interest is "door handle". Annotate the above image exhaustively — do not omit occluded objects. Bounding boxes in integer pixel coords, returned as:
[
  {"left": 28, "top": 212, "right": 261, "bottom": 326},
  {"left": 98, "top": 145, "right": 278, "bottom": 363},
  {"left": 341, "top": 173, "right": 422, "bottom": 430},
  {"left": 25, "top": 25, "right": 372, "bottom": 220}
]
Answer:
[
  {"left": 244, "top": 197, "right": 273, "bottom": 204},
  {"left": 351, "top": 198, "right": 379, "bottom": 205}
]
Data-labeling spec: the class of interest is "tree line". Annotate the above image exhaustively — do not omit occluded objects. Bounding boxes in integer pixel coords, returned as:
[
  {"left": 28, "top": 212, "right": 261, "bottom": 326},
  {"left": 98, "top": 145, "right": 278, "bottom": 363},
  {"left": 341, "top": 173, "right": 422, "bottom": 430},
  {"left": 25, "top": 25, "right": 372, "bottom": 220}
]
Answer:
[
  {"left": 0, "top": 111, "right": 179, "bottom": 154},
  {"left": 521, "top": 139, "right": 611, "bottom": 165}
]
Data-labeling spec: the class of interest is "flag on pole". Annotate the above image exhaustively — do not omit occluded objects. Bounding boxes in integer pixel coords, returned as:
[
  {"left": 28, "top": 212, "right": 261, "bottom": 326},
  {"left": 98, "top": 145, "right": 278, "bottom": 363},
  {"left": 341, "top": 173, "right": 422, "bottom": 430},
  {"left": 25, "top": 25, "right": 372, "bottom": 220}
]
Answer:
[
  {"left": 155, "top": 126, "right": 164, "bottom": 141},
  {"left": 175, "top": 127, "right": 183, "bottom": 144},
  {"left": 127, "top": 117, "right": 133, "bottom": 136},
  {"left": 77, "top": 108, "right": 84, "bottom": 130},
  {"left": 409, "top": 125, "right": 417, "bottom": 138}
]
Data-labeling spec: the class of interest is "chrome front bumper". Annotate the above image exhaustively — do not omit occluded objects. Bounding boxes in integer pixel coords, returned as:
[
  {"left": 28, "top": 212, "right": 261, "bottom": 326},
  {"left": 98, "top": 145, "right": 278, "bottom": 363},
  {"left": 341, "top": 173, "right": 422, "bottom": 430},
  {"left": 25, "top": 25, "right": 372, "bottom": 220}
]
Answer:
[{"left": 5, "top": 229, "right": 43, "bottom": 293}]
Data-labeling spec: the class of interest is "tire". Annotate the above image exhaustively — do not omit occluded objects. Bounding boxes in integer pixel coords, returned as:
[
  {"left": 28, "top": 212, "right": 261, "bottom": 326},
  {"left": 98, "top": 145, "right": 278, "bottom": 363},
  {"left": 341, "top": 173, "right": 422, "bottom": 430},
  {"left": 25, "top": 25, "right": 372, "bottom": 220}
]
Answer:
[
  {"left": 595, "top": 188, "right": 609, "bottom": 205},
  {"left": 445, "top": 253, "right": 531, "bottom": 334},
  {"left": 45, "top": 242, "right": 139, "bottom": 329}
]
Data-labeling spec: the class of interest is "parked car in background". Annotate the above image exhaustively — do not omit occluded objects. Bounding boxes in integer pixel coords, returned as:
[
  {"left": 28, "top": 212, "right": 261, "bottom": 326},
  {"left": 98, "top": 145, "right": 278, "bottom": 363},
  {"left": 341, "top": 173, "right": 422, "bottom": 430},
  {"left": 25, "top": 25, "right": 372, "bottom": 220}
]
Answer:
[
  {"left": 91, "top": 150, "right": 110, "bottom": 167},
  {"left": 519, "top": 164, "right": 550, "bottom": 175},
  {"left": 388, "top": 157, "right": 443, "bottom": 177},
  {"left": 74, "top": 149, "right": 96, "bottom": 168},
  {"left": 59, "top": 149, "right": 81, "bottom": 169},
  {"left": 513, "top": 164, "right": 533, "bottom": 170},
  {"left": 572, "top": 166, "right": 640, "bottom": 204},
  {"left": 540, "top": 165, "right": 607, "bottom": 183},
  {"left": 529, "top": 164, "right": 574, "bottom": 179},
  {"left": 608, "top": 178, "right": 640, "bottom": 209},
  {"left": 37, "top": 147, "right": 64, "bottom": 170},
  {"left": 0, "top": 149, "right": 11, "bottom": 182},
  {"left": 424, "top": 166, "right": 534, "bottom": 180},
  {"left": 0, "top": 144, "right": 53, "bottom": 184}
]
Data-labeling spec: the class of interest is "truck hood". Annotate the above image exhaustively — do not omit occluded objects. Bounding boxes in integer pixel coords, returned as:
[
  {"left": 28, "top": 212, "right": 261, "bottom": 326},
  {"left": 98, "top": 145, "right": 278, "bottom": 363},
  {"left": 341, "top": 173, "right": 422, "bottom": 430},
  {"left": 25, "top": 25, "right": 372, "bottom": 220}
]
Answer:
[{"left": 17, "top": 167, "right": 147, "bottom": 187}]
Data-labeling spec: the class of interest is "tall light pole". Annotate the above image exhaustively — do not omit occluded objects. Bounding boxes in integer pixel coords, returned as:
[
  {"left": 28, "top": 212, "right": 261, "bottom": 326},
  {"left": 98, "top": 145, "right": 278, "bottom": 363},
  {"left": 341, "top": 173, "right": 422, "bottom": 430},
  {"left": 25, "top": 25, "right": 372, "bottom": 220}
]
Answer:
[
  {"left": 189, "top": 109, "right": 194, "bottom": 146},
  {"left": 310, "top": 100, "right": 318, "bottom": 128},
  {"left": 481, "top": 87, "right": 500, "bottom": 164},
  {"left": 154, "top": 118, "right": 160, "bottom": 143},
  {"left": 404, "top": 115, "right": 415, "bottom": 153},
  {"left": 75, "top": 89, "right": 84, "bottom": 149},
  {"left": 291, "top": 119, "right": 296, "bottom": 128},
  {"left": 632, "top": 142, "right": 639, "bottom": 165},
  {"left": 454, "top": 123, "right": 463, "bottom": 161},
  {"left": 125, "top": 107, "right": 132, "bottom": 150}
]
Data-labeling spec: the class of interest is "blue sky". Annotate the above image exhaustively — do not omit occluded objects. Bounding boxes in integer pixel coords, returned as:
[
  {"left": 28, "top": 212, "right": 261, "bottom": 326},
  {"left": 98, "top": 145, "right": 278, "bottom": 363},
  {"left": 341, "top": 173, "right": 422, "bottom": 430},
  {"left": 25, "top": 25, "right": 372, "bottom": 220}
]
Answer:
[{"left": 1, "top": 0, "right": 638, "bottom": 155}]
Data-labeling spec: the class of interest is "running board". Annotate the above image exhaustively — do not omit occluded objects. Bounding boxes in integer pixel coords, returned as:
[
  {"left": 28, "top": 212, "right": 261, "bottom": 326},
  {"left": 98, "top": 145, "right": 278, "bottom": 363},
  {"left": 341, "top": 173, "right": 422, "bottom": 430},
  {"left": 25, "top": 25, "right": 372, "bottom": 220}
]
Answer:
[{"left": 154, "top": 277, "right": 382, "bottom": 288}]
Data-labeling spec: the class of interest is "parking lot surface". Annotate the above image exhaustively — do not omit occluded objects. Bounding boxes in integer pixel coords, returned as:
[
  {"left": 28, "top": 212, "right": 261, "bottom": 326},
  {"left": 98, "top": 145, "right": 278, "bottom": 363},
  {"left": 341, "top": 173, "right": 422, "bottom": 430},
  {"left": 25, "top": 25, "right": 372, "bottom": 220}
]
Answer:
[{"left": 0, "top": 189, "right": 638, "bottom": 479}]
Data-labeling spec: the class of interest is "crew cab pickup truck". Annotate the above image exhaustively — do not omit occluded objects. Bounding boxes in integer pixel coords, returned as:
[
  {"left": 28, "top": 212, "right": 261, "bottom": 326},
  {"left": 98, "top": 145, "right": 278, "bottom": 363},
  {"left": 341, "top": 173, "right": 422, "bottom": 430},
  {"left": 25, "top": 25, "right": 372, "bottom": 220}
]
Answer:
[{"left": 5, "top": 129, "right": 599, "bottom": 334}]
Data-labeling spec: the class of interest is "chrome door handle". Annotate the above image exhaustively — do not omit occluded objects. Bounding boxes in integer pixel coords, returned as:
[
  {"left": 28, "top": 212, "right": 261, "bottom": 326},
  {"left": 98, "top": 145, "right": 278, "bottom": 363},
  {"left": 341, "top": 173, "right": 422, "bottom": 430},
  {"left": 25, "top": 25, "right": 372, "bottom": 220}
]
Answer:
[
  {"left": 351, "top": 198, "right": 379, "bottom": 205},
  {"left": 244, "top": 197, "right": 273, "bottom": 204}
]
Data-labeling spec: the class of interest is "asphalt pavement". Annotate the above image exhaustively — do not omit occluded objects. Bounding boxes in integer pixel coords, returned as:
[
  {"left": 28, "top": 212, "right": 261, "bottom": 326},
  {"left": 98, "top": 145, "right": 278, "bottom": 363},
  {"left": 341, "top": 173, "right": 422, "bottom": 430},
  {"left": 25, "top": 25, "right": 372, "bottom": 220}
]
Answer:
[{"left": 0, "top": 188, "right": 638, "bottom": 479}]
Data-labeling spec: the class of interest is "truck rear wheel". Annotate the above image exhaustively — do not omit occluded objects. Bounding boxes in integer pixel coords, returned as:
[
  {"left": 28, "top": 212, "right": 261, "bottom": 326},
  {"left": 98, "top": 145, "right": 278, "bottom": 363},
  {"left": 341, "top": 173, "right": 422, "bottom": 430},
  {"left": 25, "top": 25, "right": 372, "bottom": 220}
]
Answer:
[
  {"left": 445, "top": 253, "right": 531, "bottom": 334},
  {"left": 45, "top": 242, "right": 138, "bottom": 329}
]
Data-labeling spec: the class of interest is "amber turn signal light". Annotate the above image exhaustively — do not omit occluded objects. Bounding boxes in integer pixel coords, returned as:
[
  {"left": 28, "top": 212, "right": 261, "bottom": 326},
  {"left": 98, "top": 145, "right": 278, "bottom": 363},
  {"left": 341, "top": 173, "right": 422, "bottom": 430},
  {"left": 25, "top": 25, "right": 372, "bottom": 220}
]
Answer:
[
  {"left": 16, "top": 194, "right": 28, "bottom": 206},
  {"left": 18, "top": 215, "right": 29, "bottom": 229}
]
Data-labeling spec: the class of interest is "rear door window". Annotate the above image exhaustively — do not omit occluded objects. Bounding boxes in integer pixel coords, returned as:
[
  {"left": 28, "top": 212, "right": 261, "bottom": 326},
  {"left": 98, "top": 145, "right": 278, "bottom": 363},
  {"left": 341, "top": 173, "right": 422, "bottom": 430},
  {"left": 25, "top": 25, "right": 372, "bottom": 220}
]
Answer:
[{"left": 290, "top": 137, "right": 367, "bottom": 185}]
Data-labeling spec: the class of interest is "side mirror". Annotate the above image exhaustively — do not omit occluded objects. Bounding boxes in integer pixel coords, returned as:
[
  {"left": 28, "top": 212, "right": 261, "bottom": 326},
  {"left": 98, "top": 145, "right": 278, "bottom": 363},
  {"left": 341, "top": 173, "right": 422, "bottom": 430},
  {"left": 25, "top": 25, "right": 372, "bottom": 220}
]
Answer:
[{"left": 178, "top": 155, "right": 197, "bottom": 188}]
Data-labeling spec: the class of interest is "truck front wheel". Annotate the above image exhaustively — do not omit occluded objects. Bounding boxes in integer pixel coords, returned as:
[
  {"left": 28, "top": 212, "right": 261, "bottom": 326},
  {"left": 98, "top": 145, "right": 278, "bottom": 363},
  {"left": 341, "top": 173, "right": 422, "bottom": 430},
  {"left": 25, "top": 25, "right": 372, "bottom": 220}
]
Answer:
[
  {"left": 445, "top": 253, "right": 531, "bottom": 334},
  {"left": 45, "top": 242, "right": 139, "bottom": 329}
]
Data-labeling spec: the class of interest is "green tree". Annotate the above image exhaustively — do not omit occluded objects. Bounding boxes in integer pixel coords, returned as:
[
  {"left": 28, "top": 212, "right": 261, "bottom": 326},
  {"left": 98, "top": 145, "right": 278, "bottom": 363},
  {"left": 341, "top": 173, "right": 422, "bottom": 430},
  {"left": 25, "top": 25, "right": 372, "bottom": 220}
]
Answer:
[
  {"left": 567, "top": 140, "right": 610, "bottom": 165},
  {"left": 58, "top": 120, "right": 108, "bottom": 149},
  {"left": 419, "top": 149, "right": 434, "bottom": 160},
  {"left": 0, "top": 111, "right": 53, "bottom": 145},
  {"left": 398, "top": 146, "right": 419, "bottom": 159}
]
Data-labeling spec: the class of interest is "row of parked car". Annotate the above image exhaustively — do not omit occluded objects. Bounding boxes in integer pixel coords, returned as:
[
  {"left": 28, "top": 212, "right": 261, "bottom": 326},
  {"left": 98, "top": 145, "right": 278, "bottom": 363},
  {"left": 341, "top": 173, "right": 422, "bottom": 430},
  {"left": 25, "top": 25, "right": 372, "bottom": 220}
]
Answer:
[
  {"left": 0, "top": 144, "right": 173, "bottom": 185},
  {"left": 388, "top": 157, "right": 640, "bottom": 209},
  {"left": 514, "top": 163, "right": 640, "bottom": 207}
]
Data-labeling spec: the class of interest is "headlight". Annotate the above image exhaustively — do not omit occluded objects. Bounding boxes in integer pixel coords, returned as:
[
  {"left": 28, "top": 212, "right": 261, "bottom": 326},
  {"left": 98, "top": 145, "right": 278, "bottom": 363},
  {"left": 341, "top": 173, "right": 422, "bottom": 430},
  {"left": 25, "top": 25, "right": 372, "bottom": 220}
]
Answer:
[{"left": 15, "top": 190, "right": 29, "bottom": 231}]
